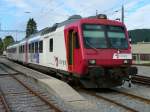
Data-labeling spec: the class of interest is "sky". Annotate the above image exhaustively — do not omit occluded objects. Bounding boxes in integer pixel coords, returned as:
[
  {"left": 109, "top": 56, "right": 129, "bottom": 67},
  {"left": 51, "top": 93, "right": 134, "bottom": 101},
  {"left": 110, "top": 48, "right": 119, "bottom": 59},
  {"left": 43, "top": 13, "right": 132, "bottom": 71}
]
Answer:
[{"left": 0, "top": 0, "right": 150, "bottom": 40}]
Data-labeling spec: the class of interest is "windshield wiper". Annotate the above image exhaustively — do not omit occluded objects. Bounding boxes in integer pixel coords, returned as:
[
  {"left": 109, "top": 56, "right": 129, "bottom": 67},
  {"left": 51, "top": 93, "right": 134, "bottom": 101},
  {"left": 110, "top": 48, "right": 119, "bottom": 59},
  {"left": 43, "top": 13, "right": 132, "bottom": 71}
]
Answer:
[
  {"left": 85, "top": 39, "right": 99, "bottom": 53},
  {"left": 110, "top": 45, "right": 127, "bottom": 50}
]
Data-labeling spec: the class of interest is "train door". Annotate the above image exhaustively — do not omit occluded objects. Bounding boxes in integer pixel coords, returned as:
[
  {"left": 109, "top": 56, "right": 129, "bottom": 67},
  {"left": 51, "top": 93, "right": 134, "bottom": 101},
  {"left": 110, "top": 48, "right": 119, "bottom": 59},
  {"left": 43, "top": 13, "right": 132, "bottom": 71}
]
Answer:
[
  {"left": 68, "top": 30, "right": 74, "bottom": 71},
  {"left": 25, "top": 42, "right": 28, "bottom": 64},
  {"left": 35, "top": 41, "right": 39, "bottom": 64},
  {"left": 68, "top": 30, "right": 81, "bottom": 73}
]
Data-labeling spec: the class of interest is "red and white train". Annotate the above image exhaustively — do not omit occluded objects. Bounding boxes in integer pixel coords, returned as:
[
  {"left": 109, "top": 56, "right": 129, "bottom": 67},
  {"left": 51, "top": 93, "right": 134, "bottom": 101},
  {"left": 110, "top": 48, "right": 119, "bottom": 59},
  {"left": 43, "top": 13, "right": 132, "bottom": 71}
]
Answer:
[{"left": 6, "top": 14, "right": 137, "bottom": 88}]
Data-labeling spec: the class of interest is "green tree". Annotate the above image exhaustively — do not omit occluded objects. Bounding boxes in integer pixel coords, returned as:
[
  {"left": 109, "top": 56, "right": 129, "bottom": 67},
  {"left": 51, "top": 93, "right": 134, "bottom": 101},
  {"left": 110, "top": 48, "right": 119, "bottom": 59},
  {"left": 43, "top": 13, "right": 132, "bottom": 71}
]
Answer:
[
  {"left": 128, "top": 29, "right": 150, "bottom": 44},
  {"left": 3, "top": 35, "right": 14, "bottom": 50},
  {"left": 144, "top": 37, "right": 149, "bottom": 42},
  {"left": 0, "top": 38, "right": 3, "bottom": 54},
  {"left": 26, "top": 18, "right": 37, "bottom": 38}
]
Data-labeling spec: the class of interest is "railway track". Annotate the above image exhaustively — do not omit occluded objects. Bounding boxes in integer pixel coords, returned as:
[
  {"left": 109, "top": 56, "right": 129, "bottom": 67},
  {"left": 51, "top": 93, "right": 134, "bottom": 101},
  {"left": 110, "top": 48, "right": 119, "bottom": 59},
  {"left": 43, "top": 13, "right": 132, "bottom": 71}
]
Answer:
[
  {"left": 111, "top": 89, "right": 150, "bottom": 104},
  {"left": 0, "top": 88, "right": 10, "bottom": 112},
  {"left": 0, "top": 60, "right": 149, "bottom": 112},
  {"left": 0, "top": 63, "right": 63, "bottom": 112},
  {"left": 79, "top": 88, "right": 150, "bottom": 112},
  {"left": 79, "top": 89, "right": 138, "bottom": 112},
  {"left": 132, "top": 75, "right": 150, "bottom": 85}
]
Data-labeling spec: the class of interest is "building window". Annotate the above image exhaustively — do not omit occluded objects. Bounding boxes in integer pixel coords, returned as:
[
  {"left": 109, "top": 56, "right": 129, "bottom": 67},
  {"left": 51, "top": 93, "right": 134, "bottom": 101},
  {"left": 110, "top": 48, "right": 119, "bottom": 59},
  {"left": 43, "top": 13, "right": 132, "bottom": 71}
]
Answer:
[
  {"left": 49, "top": 38, "right": 53, "bottom": 52},
  {"left": 39, "top": 40, "right": 43, "bottom": 53},
  {"left": 140, "top": 54, "right": 150, "bottom": 61}
]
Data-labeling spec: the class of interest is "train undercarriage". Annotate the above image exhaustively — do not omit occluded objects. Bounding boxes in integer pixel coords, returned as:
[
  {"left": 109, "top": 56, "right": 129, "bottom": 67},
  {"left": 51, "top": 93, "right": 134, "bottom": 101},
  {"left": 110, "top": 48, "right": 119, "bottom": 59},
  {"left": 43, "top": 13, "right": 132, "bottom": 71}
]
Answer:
[
  {"left": 80, "top": 66, "right": 138, "bottom": 88},
  {"left": 12, "top": 60, "right": 138, "bottom": 88}
]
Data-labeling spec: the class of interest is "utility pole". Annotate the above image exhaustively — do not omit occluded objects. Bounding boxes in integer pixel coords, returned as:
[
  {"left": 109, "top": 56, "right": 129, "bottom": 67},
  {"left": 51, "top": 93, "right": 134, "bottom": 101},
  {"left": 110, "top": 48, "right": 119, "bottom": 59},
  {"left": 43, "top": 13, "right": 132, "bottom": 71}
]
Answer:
[
  {"left": 0, "top": 22, "right": 1, "bottom": 30},
  {"left": 96, "top": 10, "right": 98, "bottom": 16},
  {"left": 121, "top": 5, "right": 124, "bottom": 23}
]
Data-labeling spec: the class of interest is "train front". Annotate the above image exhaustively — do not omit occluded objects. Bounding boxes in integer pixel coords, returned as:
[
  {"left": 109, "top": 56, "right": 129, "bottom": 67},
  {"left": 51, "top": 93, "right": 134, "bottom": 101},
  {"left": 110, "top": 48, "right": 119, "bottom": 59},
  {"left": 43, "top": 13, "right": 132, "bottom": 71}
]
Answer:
[{"left": 78, "top": 15, "right": 137, "bottom": 88}]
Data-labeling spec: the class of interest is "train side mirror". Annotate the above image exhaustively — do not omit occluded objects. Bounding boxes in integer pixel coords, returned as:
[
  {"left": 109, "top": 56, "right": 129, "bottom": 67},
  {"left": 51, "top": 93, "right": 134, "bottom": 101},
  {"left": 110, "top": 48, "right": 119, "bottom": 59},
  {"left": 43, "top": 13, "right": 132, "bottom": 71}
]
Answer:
[{"left": 129, "top": 35, "right": 132, "bottom": 44}]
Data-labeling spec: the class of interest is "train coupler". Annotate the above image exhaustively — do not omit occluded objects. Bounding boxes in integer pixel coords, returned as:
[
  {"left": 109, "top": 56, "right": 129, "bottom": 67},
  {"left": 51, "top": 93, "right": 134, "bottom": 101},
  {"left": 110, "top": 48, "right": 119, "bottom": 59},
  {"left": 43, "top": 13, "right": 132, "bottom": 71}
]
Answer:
[
  {"left": 128, "top": 66, "right": 138, "bottom": 75},
  {"left": 128, "top": 75, "right": 132, "bottom": 88}
]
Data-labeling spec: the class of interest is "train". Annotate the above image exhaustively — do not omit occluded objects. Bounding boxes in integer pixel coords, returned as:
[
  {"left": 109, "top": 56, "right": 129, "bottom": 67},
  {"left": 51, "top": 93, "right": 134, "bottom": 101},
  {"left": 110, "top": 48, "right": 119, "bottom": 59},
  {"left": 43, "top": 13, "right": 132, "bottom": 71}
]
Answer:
[{"left": 6, "top": 14, "right": 137, "bottom": 88}]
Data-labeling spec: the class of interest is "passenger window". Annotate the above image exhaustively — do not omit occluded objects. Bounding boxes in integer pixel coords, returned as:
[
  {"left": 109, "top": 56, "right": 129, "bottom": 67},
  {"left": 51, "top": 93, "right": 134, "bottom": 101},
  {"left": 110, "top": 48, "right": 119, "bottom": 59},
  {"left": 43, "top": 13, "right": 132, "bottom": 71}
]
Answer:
[
  {"left": 22, "top": 45, "right": 24, "bottom": 53},
  {"left": 19, "top": 46, "right": 21, "bottom": 53},
  {"left": 31, "top": 43, "right": 34, "bottom": 53},
  {"left": 20, "top": 46, "right": 22, "bottom": 53},
  {"left": 49, "top": 38, "right": 53, "bottom": 52},
  {"left": 35, "top": 42, "right": 38, "bottom": 53},
  {"left": 29, "top": 44, "right": 31, "bottom": 53},
  {"left": 39, "top": 41, "right": 43, "bottom": 53},
  {"left": 28, "top": 44, "right": 30, "bottom": 53}
]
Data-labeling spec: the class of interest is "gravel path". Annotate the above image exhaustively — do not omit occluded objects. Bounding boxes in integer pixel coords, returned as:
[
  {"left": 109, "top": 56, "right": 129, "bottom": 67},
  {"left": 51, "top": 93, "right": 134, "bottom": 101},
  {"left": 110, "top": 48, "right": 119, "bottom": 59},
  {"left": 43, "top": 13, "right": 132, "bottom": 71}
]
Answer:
[
  {"left": 96, "top": 91, "right": 150, "bottom": 112},
  {"left": 79, "top": 91, "right": 129, "bottom": 112},
  {"left": 115, "top": 81, "right": 150, "bottom": 99},
  {"left": 79, "top": 81, "right": 150, "bottom": 112}
]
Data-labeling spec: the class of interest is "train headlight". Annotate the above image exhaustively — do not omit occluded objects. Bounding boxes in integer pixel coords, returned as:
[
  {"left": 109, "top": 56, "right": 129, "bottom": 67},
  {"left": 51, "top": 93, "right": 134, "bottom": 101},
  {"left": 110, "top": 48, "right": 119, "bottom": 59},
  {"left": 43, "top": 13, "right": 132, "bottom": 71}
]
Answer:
[
  {"left": 88, "top": 59, "right": 96, "bottom": 65},
  {"left": 97, "top": 14, "right": 107, "bottom": 19},
  {"left": 124, "top": 59, "right": 129, "bottom": 64}
]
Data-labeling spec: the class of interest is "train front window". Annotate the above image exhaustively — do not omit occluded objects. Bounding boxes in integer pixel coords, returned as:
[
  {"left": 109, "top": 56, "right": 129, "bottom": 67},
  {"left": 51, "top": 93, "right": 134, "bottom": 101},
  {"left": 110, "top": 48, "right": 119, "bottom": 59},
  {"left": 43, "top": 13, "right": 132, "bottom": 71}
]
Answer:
[
  {"left": 107, "top": 26, "right": 128, "bottom": 49},
  {"left": 108, "top": 32, "right": 128, "bottom": 49},
  {"left": 82, "top": 24, "right": 128, "bottom": 49},
  {"left": 83, "top": 24, "right": 107, "bottom": 48}
]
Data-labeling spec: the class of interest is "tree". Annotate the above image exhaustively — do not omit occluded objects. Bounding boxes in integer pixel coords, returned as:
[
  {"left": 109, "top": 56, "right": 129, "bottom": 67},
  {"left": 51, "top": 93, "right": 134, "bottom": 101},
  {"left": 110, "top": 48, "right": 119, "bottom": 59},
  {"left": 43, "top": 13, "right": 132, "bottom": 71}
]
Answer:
[
  {"left": 144, "top": 37, "right": 149, "bottom": 42},
  {"left": 3, "top": 35, "right": 14, "bottom": 50},
  {"left": 26, "top": 18, "right": 37, "bottom": 38},
  {"left": 0, "top": 38, "right": 3, "bottom": 54},
  {"left": 128, "top": 29, "right": 150, "bottom": 44}
]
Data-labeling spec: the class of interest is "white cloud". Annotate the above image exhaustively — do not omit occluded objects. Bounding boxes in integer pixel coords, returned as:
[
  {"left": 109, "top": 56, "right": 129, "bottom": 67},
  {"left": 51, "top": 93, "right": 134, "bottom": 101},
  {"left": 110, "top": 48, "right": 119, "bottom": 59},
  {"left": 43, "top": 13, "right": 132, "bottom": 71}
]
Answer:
[
  {"left": 125, "top": 4, "right": 150, "bottom": 30},
  {"left": 5, "top": 0, "right": 31, "bottom": 9},
  {"left": 125, "top": 0, "right": 139, "bottom": 9},
  {"left": 2, "top": 0, "right": 126, "bottom": 40},
  {"left": 29, "top": 0, "right": 124, "bottom": 29},
  {"left": 2, "top": 0, "right": 150, "bottom": 40}
]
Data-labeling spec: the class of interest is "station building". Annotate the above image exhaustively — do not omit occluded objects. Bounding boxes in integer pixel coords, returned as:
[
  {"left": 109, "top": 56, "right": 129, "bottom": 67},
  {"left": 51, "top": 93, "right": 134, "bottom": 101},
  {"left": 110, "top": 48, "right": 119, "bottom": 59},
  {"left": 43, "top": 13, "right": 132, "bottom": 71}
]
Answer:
[{"left": 132, "top": 42, "right": 150, "bottom": 64}]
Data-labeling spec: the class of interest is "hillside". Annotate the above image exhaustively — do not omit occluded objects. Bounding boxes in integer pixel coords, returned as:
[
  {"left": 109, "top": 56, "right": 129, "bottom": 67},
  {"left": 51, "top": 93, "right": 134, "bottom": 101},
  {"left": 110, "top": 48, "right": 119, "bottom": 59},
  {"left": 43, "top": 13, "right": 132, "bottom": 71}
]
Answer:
[{"left": 128, "top": 29, "right": 150, "bottom": 44}]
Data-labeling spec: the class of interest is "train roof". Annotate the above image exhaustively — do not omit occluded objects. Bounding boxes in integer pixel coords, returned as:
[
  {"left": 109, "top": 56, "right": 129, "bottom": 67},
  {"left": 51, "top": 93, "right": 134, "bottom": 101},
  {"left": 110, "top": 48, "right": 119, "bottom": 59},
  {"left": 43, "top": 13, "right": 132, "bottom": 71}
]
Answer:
[
  {"left": 7, "top": 14, "right": 124, "bottom": 48},
  {"left": 24, "top": 14, "right": 123, "bottom": 39},
  {"left": 41, "top": 15, "right": 82, "bottom": 36},
  {"left": 41, "top": 14, "right": 123, "bottom": 36},
  {"left": 7, "top": 41, "right": 20, "bottom": 48}
]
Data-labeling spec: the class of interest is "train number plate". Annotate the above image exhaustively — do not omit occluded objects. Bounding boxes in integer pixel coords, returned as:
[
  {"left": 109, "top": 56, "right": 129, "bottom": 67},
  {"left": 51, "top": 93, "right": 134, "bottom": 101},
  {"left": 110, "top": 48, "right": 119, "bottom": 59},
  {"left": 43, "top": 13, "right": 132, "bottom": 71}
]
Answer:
[{"left": 113, "top": 53, "right": 132, "bottom": 59}]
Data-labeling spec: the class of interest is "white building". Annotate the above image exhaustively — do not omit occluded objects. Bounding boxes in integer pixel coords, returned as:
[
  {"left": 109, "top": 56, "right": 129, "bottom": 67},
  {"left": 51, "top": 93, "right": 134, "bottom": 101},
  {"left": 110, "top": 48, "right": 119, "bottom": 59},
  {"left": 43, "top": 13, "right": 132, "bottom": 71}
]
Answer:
[{"left": 132, "top": 42, "right": 150, "bottom": 64}]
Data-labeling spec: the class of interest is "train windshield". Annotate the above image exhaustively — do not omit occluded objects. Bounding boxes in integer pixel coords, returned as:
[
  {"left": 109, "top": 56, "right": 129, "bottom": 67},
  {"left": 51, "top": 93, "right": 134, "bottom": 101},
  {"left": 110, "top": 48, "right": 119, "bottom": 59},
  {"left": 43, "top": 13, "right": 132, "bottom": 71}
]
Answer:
[{"left": 82, "top": 24, "right": 128, "bottom": 49}]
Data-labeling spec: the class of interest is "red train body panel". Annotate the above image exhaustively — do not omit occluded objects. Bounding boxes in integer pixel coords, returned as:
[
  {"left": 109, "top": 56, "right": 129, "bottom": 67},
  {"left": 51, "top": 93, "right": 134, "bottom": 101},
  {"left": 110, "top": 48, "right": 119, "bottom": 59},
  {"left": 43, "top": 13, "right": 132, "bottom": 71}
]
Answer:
[{"left": 64, "top": 18, "right": 131, "bottom": 74}]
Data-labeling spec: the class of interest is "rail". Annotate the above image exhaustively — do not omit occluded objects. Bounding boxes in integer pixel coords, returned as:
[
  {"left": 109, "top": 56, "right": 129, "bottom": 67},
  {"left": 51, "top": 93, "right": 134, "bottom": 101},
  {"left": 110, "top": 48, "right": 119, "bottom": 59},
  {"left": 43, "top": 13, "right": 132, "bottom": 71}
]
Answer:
[
  {"left": 111, "top": 89, "right": 150, "bottom": 104},
  {"left": 132, "top": 75, "right": 150, "bottom": 85},
  {"left": 78, "top": 89, "right": 138, "bottom": 112},
  {"left": 0, "top": 63, "right": 63, "bottom": 112},
  {"left": 0, "top": 88, "right": 11, "bottom": 112}
]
